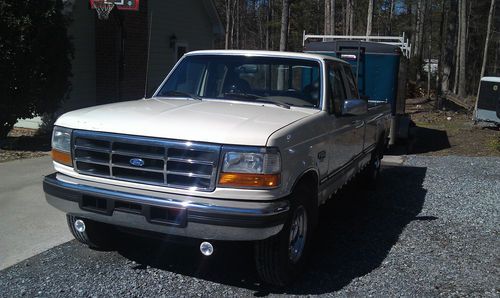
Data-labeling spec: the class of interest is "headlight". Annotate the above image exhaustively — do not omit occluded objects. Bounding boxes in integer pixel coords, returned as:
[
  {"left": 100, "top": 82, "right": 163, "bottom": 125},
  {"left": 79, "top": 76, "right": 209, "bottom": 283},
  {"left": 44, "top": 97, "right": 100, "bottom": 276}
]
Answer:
[
  {"left": 51, "top": 126, "right": 72, "bottom": 166},
  {"left": 218, "top": 148, "right": 281, "bottom": 188}
]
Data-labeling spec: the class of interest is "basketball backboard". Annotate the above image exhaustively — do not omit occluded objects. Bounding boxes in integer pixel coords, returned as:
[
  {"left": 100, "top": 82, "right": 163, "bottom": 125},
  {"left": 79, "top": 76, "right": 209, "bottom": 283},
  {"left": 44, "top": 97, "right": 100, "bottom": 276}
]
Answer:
[{"left": 90, "top": 0, "right": 139, "bottom": 20}]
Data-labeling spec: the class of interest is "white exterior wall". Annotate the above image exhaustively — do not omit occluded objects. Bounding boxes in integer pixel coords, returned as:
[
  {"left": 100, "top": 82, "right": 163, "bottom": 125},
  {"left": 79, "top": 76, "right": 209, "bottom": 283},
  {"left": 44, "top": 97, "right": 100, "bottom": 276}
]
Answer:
[
  {"left": 63, "top": 0, "right": 97, "bottom": 112},
  {"left": 146, "top": 0, "right": 218, "bottom": 95}
]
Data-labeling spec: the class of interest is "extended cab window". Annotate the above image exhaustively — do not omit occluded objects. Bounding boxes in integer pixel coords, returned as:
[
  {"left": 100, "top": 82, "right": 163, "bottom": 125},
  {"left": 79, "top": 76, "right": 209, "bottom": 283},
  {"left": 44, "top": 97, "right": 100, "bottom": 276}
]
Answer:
[
  {"left": 157, "top": 55, "right": 321, "bottom": 109},
  {"left": 327, "top": 63, "right": 347, "bottom": 114},
  {"left": 341, "top": 64, "right": 359, "bottom": 99}
]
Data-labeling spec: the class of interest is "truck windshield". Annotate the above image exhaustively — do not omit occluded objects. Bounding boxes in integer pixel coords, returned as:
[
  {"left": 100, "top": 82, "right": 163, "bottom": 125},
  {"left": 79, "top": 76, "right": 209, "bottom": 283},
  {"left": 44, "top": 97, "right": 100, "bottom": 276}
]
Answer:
[{"left": 156, "top": 55, "right": 322, "bottom": 109}]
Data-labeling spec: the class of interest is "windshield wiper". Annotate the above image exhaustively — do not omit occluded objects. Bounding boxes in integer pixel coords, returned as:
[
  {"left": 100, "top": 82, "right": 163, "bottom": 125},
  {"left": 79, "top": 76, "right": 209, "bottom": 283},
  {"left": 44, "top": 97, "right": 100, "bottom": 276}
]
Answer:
[
  {"left": 160, "top": 91, "right": 202, "bottom": 101},
  {"left": 223, "top": 92, "right": 290, "bottom": 109}
]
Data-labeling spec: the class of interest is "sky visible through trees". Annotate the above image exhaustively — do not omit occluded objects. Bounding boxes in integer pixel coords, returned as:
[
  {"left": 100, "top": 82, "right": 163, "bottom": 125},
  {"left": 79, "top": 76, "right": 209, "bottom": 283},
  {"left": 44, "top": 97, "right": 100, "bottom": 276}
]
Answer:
[{"left": 213, "top": 0, "right": 499, "bottom": 98}]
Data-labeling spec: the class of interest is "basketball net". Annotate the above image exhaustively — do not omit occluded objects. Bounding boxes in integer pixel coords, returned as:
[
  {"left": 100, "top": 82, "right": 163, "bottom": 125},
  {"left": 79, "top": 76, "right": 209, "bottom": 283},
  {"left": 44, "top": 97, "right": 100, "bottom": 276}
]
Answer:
[{"left": 92, "top": 0, "right": 115, "bottom": 20}]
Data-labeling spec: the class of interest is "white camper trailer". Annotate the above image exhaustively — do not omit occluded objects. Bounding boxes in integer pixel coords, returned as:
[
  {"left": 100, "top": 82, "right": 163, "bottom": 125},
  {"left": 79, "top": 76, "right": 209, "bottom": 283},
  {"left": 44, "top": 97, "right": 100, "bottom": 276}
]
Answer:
[{"left": 474, "top": 77, "right": 500, "bottom": 126}]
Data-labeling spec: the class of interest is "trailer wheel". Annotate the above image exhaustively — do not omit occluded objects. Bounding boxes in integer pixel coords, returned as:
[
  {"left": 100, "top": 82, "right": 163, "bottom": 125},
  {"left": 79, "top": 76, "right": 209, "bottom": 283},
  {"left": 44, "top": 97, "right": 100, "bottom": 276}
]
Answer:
[
  {"left": 254, "top": 183, "right": 313, "bottom": 287},
  {"left": 67, "top": 215, "right": 116, "bottom": 250}
]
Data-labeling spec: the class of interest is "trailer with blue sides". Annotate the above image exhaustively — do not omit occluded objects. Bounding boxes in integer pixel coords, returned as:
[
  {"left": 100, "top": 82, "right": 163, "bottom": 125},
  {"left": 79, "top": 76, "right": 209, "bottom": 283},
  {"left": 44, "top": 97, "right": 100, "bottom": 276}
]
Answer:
[
  {"left": 474, "top": 77, "right": 500, "bottom": 126},
  {"left": 302, "top": 34, "right": 411, "bottom": 143}
]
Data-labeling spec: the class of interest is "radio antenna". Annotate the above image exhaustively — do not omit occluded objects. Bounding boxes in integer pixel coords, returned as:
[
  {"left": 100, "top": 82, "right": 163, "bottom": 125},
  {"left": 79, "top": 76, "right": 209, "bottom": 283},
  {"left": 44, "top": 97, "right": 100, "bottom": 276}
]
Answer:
[{"left": 144, "top": 12, "right": 153, "bottom": 98}]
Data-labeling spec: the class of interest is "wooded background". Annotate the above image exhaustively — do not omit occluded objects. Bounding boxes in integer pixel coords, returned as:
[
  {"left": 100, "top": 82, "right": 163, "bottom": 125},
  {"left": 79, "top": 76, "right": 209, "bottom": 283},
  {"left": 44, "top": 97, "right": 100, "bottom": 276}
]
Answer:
[{"left": 212, "top": 0, "right": 499, "bottom": 100}]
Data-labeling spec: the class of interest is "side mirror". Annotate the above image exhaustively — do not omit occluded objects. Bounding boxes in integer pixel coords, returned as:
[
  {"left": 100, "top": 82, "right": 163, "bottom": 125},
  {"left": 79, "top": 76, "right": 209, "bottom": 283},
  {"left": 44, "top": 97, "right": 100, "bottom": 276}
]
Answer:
[{"left": 342, "top": 99, "right": 368, "bottom": 116}]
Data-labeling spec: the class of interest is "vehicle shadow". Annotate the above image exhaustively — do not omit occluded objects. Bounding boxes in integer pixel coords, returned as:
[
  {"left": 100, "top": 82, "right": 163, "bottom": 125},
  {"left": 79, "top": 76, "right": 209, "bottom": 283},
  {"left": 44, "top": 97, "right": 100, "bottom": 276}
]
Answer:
[
  {"left": 116, "top": 165, "right": 428, "bottom": 295},
  {"left": 386, "top": 126, "right": 451, "bottom": 156}
]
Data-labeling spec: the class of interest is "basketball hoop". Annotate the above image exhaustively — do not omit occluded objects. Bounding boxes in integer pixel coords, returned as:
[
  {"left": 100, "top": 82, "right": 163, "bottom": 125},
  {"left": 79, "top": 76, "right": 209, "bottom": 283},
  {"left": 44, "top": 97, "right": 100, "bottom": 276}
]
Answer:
[{"left": 91, "top": 0, "right": 115, "bottom": 20}]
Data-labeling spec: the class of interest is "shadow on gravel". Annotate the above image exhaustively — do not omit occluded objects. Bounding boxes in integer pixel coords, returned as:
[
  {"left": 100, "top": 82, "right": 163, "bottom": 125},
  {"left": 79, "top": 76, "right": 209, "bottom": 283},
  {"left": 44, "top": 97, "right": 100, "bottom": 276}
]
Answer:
[{"left": 116, "top": 165, "right": 428, "bottom": 295}]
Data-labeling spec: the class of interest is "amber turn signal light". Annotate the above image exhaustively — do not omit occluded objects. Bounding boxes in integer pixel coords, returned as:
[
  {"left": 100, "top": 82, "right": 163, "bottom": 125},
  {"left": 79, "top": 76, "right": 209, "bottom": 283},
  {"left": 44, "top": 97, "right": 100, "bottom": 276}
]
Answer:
[
  {"left": 218, "top": 173, "right": 280, "bottom": 188},
  {"left": 52, "top": 149, "right": 72, "bottom": 166}
]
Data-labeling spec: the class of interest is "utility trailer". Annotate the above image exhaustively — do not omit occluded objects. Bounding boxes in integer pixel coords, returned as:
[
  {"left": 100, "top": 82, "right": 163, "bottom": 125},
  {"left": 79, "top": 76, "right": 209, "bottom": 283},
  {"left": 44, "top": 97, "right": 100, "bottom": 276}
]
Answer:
[
  {"left": 303, "top": 33, "right": 412, "bottom": 145},
  {"left": 474, "top": 77, "right": 500, "bottom": 126}
]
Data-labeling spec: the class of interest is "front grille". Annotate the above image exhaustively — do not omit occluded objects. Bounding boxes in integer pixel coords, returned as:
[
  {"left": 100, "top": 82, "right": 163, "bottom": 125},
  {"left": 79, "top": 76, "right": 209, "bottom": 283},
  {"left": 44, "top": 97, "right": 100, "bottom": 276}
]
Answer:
[{"left": 72, "top": 130, "right": 221, "bottom": 191}]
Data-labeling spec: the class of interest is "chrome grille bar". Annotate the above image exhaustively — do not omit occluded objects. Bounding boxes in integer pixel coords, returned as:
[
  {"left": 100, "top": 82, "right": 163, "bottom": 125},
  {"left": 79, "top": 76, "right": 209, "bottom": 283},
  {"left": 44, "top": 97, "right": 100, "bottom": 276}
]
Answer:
[{"left": 72, "top": 130, "right": 221, "bottom": 191}]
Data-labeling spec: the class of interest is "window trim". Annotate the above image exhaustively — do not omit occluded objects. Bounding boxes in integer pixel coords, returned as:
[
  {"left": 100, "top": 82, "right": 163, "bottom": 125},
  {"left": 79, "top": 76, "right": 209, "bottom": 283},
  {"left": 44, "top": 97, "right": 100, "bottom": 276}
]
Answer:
[
  {"left": 154, "top": 54, "right": 325, "bottom": 110},
  {"left": 326, "top": 62, "right": 348, "bottom": 115}
]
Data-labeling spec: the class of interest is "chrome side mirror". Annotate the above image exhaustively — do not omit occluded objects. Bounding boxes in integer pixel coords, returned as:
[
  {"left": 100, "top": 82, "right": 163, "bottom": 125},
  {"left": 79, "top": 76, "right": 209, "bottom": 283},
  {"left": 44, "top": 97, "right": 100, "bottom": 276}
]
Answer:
[{"left": 342, "top": 99, "right": 368, "bottom": 116}]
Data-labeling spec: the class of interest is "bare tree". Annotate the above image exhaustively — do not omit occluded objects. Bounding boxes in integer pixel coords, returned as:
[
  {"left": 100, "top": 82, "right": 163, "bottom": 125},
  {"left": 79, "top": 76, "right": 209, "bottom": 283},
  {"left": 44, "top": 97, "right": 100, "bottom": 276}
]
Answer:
[
  {"left": 330, "top": 0, "right": 335, "bottom": 34},
  {"left": 453, "top": 0, "right": 461, "bottom": 94},
  {"left": 457, "top": 0, "right": 467, "bottom": 97},
  {"left": 414, "top": 0, "right": 426, "bottom": 71},
  {"left": 480, "top": 0, "right": 495, "bottom": 79},
  {"left": 440, "top": 0, "right": 458, "bottom": 96},
  {"left": 344, "top": 0, "right": 354, "bottom": 35},
  {"left": 324, "top": 0, "right": 335, "bottom": 35},
  {"left": 366, "top": 0, "right": 374, "bottom": 37},
  {"left": 324, "top": 0, "right": 331, "bottom": 34},
  {"left": 225, "top": 0, "right": 231, "bottom": 49},
  {"left": 279, "top": 0, "right": 291, "bottom": 51},
  {"left": 388, "top": 0, "right": 395, "bottom": 34}
]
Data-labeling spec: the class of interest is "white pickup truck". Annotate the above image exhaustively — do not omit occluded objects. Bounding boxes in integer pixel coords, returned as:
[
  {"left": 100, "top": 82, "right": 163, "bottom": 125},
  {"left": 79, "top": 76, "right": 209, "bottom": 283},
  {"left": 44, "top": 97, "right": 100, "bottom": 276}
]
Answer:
[{"left": 44, "top": 50, "right": 391, "bottom": 286}]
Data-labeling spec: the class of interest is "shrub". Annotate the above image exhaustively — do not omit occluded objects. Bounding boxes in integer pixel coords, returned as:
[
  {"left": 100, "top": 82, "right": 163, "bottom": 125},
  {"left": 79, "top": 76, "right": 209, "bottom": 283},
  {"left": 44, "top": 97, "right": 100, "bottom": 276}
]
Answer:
[{"left": 0, "top": 0, "right": 72, "bottom": 138}]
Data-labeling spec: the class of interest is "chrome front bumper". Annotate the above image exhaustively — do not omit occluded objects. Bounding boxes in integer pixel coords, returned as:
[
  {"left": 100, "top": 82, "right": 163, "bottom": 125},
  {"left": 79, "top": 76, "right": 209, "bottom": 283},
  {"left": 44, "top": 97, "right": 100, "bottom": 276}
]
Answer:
[{"left": 44, "top": 173, "right": 289, "bottom": 241}]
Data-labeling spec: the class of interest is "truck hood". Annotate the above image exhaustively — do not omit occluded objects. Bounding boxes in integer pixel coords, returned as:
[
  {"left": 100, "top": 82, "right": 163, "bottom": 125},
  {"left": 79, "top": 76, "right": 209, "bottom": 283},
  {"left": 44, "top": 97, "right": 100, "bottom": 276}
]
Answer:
[{"left": 55, "top": 98, "right": 318, "bottom": 146}]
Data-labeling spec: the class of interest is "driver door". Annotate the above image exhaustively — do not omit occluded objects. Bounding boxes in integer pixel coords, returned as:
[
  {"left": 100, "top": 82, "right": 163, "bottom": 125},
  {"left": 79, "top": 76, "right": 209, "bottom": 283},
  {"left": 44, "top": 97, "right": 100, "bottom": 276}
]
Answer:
[{"left": 327, "top": 62, "right": 357, "bottom": 173}]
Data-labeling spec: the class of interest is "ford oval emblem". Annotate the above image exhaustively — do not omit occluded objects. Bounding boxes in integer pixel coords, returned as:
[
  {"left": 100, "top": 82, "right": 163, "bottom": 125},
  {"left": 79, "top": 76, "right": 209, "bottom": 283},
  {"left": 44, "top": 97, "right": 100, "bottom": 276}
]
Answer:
[{"left": 129, "top": 158, "right": 145, "bottom": 167}]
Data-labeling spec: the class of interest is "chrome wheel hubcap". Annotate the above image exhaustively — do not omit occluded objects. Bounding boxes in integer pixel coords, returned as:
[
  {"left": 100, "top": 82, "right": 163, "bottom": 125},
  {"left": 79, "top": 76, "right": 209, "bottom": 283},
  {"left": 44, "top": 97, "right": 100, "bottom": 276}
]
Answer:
[{"left": 288, "top": 206, "right": 307, "bottom": 263}]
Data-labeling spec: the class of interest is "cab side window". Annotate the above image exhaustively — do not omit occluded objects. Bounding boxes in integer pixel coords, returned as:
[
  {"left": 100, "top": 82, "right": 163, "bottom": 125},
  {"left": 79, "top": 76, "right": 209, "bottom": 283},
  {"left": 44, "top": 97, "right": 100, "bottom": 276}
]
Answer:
[
  {"left": 341, "top": 64, "right": 359, "bottom": 99},
  {"left": 327, "top": 63, "right": 347, "bottom": 114}
]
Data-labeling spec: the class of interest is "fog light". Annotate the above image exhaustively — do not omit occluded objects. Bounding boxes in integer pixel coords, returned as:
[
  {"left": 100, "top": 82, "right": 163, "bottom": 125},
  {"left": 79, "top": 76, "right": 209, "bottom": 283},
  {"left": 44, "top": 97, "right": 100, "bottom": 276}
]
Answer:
[
  {"left": 200, "top": 241, "right": 214, "bottom": 256},
  {"left": 74, "top": 219, "right": 86, "bottom": 233}
]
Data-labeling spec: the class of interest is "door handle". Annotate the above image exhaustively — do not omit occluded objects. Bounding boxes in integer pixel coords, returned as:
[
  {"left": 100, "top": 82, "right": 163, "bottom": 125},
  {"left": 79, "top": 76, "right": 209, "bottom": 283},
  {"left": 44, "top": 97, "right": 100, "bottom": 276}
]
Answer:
[{"left": 352, "top": 120, "right": 364, "bottom": 128}]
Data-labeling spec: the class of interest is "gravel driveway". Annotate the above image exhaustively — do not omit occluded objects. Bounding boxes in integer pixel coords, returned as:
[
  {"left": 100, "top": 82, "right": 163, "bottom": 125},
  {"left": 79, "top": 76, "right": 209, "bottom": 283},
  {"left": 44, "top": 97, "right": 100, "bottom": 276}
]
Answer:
[{"left": 0, "top": 156, "right": 498, "bottom": 297}]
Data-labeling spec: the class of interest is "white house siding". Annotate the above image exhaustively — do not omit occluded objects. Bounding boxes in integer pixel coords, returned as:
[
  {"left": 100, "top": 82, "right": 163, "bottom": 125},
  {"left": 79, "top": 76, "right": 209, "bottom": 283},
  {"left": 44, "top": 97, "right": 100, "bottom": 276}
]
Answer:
[
  {"left": 146, "top": 0, "right": 217, "bottom": 95},
  {"left": 63, "top": 0, "right": 97, "bottom": 112}
]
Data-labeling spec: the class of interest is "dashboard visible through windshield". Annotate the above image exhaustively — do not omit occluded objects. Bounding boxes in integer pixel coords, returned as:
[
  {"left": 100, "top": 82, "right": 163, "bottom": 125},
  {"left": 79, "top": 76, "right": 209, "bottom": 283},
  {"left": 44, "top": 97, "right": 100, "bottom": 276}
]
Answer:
[{"left": 156, "top": 55, "right": 322, "bottom": 109}]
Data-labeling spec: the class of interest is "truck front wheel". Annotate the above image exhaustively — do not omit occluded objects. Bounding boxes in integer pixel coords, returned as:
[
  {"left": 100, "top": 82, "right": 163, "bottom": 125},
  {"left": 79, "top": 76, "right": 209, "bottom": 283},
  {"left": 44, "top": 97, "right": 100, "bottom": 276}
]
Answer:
[
  {"left": 254, "top": 183, "right": 313, "bottom": 286},
  {"left": 66, "top": 215, "right": 116, "bottom": 250}
]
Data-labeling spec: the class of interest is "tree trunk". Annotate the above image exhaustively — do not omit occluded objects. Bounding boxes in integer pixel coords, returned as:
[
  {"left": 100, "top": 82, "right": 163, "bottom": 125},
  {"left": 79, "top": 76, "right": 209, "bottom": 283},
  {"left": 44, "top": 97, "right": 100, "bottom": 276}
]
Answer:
[
  {"left": 225, "top": 0, "right": 231, "bottom": 49},
  {"left": 438, "top": 0, "right": 456, "bottom": 108},
  {"left": 230, "top": 0, "right": 236, "bottom": 48},
  {"left": 480, "top": 0, "right": 495, "bottom": 79},
  {"left": 389, "top": 0, "right": 395, "bottom": 34},
  {"left": 279, "top": 0, "right": 290, "bottom": 51},
  {"left": 457, "top": 0, "right": 467, "bottom": 97},
  {"left": 236, "top": 0, "right": 240, "bottom": 49},
  {"left": 344, "top": 0, "right": 353, "bottom": 35},
  {"left": 453, "top": 0, "right": 461, "bottom": 94},
  {"left": 427, "top": 2, "right": 432, "bottom": 99},
  {"left": 366, "top": 0, "right": 373, "bottom": 38},
  {"left": 415, "top": 0, "right": 426, "bottom": 82},
  {"left": 324, "top": 0, "right": 331, "bottom": 34},
  {"left": 266, "top": 0, "right": 271, "bottom": 50},
  {"left": 348, "top": 0, "right": 353, "bottom": 35},
  {"left": 330, "top": 0, "right": 335, "bottom": 34}
]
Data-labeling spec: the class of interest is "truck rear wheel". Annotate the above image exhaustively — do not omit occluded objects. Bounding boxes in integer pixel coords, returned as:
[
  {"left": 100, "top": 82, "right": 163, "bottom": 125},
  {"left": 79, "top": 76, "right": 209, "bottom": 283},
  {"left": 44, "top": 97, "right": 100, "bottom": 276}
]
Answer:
[
  {"left": 361, "top": 138, "right": 384, "bottom": 189},
  {"left": 66, "top": 215, "right": 116, "bottom": 250},
  {"left": 254, "top": 183, "right": 313, "bottom": 286}
]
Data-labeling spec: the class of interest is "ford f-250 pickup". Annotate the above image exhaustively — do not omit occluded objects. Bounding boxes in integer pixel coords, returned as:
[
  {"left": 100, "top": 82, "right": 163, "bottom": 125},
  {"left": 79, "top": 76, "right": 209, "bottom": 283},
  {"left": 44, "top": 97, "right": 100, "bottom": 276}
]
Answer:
[{"left": 44, "top": 50, "right": 391, "bottom": 286}]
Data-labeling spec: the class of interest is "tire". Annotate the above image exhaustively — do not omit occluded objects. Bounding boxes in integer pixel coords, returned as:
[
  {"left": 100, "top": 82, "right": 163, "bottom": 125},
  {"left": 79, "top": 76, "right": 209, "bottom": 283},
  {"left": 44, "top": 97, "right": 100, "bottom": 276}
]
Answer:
[
  {"left": 254, "top": 183, "right": 315, "bottom": 287},
  {"left": 361, "top": 139, "right": 383, "bottom": 189},
  {"left": 66, "top": 215, "right": 116, "bottom": 250}
]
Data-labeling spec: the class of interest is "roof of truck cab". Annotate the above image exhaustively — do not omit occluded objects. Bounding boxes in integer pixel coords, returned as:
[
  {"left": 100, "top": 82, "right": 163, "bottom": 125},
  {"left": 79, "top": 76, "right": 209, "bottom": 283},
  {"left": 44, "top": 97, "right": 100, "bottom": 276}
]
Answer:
[
  {"left": 185, "top": 49, "right": 348, "bottom": 64},
  {"left": 481, "top": 77, "right": 500, "bottom": 83}
]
